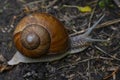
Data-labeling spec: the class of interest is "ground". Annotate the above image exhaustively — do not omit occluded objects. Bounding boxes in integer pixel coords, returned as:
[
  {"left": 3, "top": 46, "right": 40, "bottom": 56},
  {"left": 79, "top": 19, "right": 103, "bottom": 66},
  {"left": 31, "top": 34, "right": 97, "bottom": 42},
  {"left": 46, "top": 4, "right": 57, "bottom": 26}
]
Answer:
[{"left": 0, "top": 0, "right": 120, "bottom": 80}]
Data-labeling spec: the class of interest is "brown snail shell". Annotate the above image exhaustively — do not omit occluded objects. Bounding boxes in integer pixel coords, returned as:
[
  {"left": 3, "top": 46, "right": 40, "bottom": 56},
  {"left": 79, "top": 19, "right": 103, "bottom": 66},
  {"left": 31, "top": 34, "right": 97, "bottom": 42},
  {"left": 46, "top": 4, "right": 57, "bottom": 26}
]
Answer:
[{"left": 13, "top": 13, "right": 69, "bottom": 58}]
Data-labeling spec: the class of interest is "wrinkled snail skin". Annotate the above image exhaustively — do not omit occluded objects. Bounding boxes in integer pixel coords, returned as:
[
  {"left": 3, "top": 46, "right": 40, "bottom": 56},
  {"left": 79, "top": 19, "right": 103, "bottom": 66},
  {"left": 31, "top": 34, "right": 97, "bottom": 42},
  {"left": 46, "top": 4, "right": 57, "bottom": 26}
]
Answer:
[{"left": 8, "top": 13, "right": 106, "bottom": 65}]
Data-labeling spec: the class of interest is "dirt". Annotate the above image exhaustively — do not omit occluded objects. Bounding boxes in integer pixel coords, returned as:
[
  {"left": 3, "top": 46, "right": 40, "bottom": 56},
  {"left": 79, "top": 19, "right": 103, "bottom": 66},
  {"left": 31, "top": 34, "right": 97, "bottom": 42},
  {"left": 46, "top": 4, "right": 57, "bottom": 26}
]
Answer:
[{"left": 0, "top": 0, "right": 120, "bottom": 80}]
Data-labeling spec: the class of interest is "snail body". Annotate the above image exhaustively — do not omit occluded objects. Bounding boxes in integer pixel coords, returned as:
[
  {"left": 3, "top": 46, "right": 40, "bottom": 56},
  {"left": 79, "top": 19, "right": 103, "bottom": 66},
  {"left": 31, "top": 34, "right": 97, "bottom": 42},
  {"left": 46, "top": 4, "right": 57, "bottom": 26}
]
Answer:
[{"left": 8, "top": 13, "right": 105, "bottom": 65}]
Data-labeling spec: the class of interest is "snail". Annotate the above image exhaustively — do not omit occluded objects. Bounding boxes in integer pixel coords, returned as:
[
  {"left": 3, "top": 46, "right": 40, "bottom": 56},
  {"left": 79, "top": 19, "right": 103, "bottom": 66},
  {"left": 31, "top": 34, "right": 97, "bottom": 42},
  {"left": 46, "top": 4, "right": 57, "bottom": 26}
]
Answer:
[{"left": 8, "top": 13, "right": 106, "bottom": 65}]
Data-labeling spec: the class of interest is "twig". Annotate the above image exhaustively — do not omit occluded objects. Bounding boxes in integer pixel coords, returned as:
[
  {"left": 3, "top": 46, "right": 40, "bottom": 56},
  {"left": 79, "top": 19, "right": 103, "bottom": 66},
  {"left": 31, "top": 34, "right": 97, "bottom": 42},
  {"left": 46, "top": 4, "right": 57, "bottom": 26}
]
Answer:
[
  {"left": 0, "top": 64, "right": 13, "bottom": 73},
  {"left": 103, "top": 67, "right": 119, "bottom": 80},
  {"left": 77, "top": 71, "right": 88, "bottom": 79},
  {"left": 69, "top": 18, "right": 120, "bottom": 36},
  {"left": 23, "top": 1, "right": 43, "bottom": 6},
  {"left": 87, "top": 61, "right": 92, "bottom": 80},
  {"left": 57, "top": 56, "right": 114, "bottom": 70},
  {"left": 95, "top": 46, "right": 120, "bottom": 61},
  {"left": 46, "top": 0, "right": 58, "bottom": 8},
  {"left": 96, "top": 18, "right": 120, "bottom": 29},
  {"left": 88, "top": 7, "right": 96, "bottom": 28}
]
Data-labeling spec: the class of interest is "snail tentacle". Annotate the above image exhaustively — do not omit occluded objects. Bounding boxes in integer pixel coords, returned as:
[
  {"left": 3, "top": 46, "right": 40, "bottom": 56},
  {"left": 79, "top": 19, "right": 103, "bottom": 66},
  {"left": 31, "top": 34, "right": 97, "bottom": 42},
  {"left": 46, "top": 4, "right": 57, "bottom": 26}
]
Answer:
[
  {"left": 84, "top": 38, "right": 107, "bottom": 42},
  {"left": 68, "top": 14, "right": 106, "bottom": 53},
  {"left": 82, "top": 14, "right": 105, "bottom": 37}
]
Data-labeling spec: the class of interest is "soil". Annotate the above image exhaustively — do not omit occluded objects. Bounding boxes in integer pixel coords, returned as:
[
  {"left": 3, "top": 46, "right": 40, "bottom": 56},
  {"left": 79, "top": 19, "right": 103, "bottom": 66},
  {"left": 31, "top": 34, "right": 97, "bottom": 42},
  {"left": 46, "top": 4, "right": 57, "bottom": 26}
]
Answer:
[{"left": 0, "top": 0, "right": 120, "bottom": 80}]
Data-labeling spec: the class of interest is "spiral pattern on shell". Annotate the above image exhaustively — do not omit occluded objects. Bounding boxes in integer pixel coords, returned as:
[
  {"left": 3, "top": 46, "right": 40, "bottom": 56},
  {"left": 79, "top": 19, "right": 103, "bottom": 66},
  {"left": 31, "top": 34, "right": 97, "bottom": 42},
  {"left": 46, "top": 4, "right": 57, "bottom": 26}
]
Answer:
[{"left": 13, "top": 13, "right": 69, "bottom": 58}]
